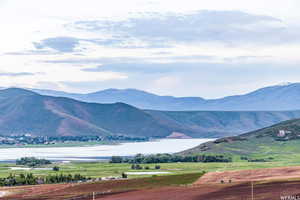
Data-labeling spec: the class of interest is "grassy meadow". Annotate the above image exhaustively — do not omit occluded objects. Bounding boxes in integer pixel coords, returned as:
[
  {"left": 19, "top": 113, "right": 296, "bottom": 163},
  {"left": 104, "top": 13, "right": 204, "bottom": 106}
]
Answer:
[
  {"left": 1, "top": 158, "right": 300, "bottom": 179},
  {"left": 201, "top": 137, "right": 300, "bottom": 162}
]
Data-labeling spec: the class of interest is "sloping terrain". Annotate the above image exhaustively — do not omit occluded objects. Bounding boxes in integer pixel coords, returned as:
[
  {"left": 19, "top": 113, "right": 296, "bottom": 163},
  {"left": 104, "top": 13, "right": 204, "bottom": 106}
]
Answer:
[
  {"left": 4, "top": 170, "right": 300, "bottom": 200},
  {"left": 33, "top": 88, "right": 207, "bottom": 111},
  {"left": 195, "top": 166, "right": 300, "bottom": 184},
  {"left": 33, "top": 82, "right": 300, "bottom": 111},
  {"left": 2, "top": 88, "right": 300, "bottom": 138},
  {"left": 181, "top": 118, "right": 300, "bottom": 156},
  {"left": 3, "top": 173, "right": 202, "bottom": 200},
  {"left": 93, "top": 180, "right": 300, "bottom": 200},
  {"left": 146, "top": 110, "right": 300, "bottom": 137},
  {"left": 0, "top": 88, "right": 175, "bottom": 138}
]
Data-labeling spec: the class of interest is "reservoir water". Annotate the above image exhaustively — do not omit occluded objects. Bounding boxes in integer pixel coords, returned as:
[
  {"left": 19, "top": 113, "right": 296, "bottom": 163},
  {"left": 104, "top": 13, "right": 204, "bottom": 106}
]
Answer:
[{"left": 1, "top": 139, "right": 214, "bottom": 162}]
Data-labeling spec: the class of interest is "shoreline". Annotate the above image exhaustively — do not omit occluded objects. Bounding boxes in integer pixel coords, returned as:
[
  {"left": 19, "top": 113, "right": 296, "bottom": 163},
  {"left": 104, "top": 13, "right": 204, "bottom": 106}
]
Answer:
[
  {"left": 0, "top": 140, "right": 123, "bottom": 149},
  {"left": 0, "top": 138, "right": 214, "bottom": 162},
  {"left": 0, "top": 138, "right": 215, "bottom": 149}
]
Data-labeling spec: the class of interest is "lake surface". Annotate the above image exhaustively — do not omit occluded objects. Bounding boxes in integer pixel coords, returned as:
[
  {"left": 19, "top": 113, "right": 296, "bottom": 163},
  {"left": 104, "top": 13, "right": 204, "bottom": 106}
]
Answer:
[{"left": 0, "top": 139, "right": 214, "bottom": 162}]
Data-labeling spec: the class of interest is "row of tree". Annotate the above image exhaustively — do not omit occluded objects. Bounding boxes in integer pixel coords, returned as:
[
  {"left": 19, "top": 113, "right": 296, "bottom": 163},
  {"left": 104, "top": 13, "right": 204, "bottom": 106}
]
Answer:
[
  {"left": 240, "top": 156, "right": 274, "bottom": 162},
  {"left": 131, "top": 164, "right": 161, "bottom": 170},
  {"left": 0, "top": 173, "right": 88, "bottom": 186},
  {"left": 110, "top": 153, "right": 232, "bottom": 164},
  {"left": 16, "top": 157, "right": 51, "bottom": 167}
]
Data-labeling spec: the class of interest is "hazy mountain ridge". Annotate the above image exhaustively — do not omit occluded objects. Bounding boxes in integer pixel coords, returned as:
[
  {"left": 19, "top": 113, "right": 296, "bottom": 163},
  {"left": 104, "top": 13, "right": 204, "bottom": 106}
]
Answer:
[
  {"left": 146, "top": 110, "right": 300, "bottom": 137},
  {"left": 31, "top": 83, "right": 300, "bottom": 111},
  {"left": 32, "top": 88, "right": 206, "bottom": 111},
  {"left": 1, "top": 88, "right": 300, "bottom": 138},
  {"left": 0, "top": 88, "right": 173, "bottom": 138}
]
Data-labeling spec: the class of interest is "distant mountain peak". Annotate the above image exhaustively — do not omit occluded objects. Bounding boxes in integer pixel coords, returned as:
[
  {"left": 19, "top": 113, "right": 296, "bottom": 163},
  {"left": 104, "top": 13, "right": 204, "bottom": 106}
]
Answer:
[
  {"left": 91, "top": 88, "right": 151, "bottom": 94},
  {"left": 4, "top": 82, "right": 300, "bottom": 111},
  {"left": 0, "top": 87, "right": 37, "bottom": 96}
]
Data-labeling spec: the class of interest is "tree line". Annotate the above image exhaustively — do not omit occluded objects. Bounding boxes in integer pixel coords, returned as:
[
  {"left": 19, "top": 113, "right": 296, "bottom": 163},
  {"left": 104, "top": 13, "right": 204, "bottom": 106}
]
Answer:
[
  {"left": 0, "top": 173, "right": 88, "bottom": 186},
  {"left": 130, "top": 164, "right": 161, "bottom": 170},
  {"left": 110, "top": 153, "right": 232, "bottom": 164},
  {"left": 16, "top": 157, "right": 52, "bottom": 167}
]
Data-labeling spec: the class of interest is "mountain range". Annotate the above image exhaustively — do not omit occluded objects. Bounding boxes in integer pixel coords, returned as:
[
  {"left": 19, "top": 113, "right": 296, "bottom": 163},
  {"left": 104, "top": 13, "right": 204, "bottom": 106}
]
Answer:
[
  {"left": 30, "top": 82, "right": 300, "bottom": 111},
  {"left": 1, "top": 88, "right": 300, "bottom": 138},
  {"left": 0, "top": 88, "right": 171, "bottom": 138}
]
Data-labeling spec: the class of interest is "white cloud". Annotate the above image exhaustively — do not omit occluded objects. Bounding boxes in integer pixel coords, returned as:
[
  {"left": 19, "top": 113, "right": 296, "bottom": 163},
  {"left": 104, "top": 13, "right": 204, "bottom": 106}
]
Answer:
[
  {"left": 1, "top": 0, "right": 300, "bottom": 97},
  {"left": 152, "top": 76, "right": 181, "bottom": 91}
]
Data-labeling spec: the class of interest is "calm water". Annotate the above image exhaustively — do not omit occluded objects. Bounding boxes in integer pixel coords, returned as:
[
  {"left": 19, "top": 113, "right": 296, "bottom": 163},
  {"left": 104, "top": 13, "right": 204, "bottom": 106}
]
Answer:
[{"left": 1, "top": 139, "right": 214, "bottom": 162}]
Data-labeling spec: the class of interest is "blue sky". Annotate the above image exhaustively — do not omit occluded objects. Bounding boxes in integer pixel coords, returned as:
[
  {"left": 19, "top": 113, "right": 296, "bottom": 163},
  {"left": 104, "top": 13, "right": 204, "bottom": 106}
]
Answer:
[{"left": 1, "top": 0, "right": 300, "bottom": 98}]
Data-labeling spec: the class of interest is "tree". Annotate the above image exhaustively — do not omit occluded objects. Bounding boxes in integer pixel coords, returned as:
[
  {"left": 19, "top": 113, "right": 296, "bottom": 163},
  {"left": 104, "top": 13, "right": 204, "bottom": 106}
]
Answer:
[
  {"left": 110, "top": 156, "right": 123, "bottom": 163},
  {"left": 16, "top": 157, "right": 51, "bottom": 167},
  {"left": 122, "top": 172, "right": 127, "bottom": 179},
  {"left": 134, "top": 164, "right": 142, "bottom": 170},
  {"left": 53, "top": 166, "right": 60, "bottom": 171}
]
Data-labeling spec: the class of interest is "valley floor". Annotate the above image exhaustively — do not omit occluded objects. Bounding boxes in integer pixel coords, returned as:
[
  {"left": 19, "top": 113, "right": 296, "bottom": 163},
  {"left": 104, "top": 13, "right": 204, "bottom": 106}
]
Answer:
[
  {"left": 4, "top": 166, "right": 300, "bottom": 200},
  {"left": 3, "top": 157, "right": 300, "bottom": 199},
  {"left": 3, "top": 160, "right": 300, "bottom": 179},
  {"left": 92, "top": 181, "right": 300, "bottom": 200}
]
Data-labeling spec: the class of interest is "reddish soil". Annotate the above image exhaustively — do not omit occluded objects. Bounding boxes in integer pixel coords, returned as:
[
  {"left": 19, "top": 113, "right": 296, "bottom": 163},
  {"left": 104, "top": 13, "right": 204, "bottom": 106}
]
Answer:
[
  {"left": 1, "top": 183, "right": 74, "bottom": 200},
  {"left": 93, "top": 185, "right": 223, "bottom": 200},
  {"left": 9, "top": 181, "right": 299, "bottom": 200},
  {"left": 195, "top": 166, "right": 300, "bottom": 184},
  {"left": 93, "top": 181, "right": 300, "bottom": 200},
  {"left": 4, "top": 166, "right": 300, "bottom": 200}
]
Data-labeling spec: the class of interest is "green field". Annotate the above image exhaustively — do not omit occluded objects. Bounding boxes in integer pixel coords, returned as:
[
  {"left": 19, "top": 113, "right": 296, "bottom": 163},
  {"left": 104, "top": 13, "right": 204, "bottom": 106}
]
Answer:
[{"left": 1, "top": 159, "right": 300, "bottom": 179}]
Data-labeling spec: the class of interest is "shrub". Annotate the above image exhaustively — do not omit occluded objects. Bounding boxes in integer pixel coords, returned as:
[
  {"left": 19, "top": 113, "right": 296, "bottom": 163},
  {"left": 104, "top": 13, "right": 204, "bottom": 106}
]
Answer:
[
  {"left": 110, "top": 156, "right": 123, "bottom": 163},
  {"left": 53, "top": 166, "right": 60, "bottom": 171},
  {"left": 136, "top": 164, "right": 143, "bottom": 170},
  {"left": 16, "top": 157, "right": 51, "bottom": 167},
  {"left": 122, "top": 172, "right": 128, "bottom": 179},
  {"left": 116, "top": 154, "right": 232, "bottom": 164},
  {"left": 155, "top": 165, "right": 161, "bottom": 169},
  {"left": 240, "top": 156, "right": 248, "bottom": 160}
]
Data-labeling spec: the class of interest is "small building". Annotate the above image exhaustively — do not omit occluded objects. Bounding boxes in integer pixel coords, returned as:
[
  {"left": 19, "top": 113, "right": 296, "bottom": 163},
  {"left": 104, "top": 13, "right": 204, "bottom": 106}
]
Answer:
[
  {"left": 278, "top": 130, "right": 286, "bottom": 137},
  {"left": 278, "top": 130, "right": 292, "bottom": 137}
]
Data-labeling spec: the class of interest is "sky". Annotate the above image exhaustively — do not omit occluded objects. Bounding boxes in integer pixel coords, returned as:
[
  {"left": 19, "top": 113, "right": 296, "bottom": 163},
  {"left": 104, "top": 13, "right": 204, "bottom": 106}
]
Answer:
[{"left": 1, "top": 0, "right": 300, "bottom": 98}]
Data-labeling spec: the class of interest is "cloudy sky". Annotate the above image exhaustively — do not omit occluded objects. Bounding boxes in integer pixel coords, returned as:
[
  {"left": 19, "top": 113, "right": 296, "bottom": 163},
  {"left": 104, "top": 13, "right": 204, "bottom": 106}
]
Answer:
[{"left": 1, "top": 0, "right": 300, "bottom": 98}]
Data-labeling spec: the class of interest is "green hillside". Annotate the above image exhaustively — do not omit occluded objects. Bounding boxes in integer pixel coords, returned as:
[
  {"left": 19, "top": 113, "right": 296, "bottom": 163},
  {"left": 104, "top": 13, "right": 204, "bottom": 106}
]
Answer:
[{"left": 181, "top": 118, "right": 300, "bottom": 160}]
